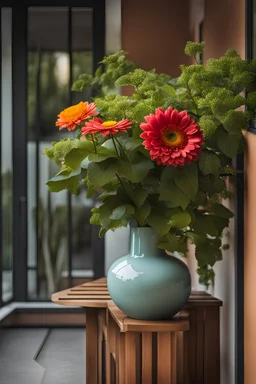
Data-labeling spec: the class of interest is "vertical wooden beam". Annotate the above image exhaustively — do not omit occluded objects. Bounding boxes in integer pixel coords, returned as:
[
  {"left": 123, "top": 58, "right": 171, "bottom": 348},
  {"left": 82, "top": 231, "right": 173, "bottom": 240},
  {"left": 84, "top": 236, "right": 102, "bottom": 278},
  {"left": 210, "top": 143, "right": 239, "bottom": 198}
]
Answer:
[
  {"left": 118, "top": 332, "right": 125, "bottom": 384},
  {"left": 106, "top": 315, "right": 116, "bottom": 384},
  {"left": 157, "top": 332, "right": 171, "bottom": 384},
  {"left": 196, "top": 308, "right": 205, "bottom": 384},
  {"left": 142, "top": 332, "right": 152, "bottom": 384},
  {"left": 204, "top": 307, "right": 220, "bottom": 384},
  {"left": 125, "top": 332, "right": 138, "bottom": 383},
  {"left": 86, "top": 308, "right": 98, "bottom": 384},
  {"left": 171, "top": 333, "right": 177, "bottom": 383},
  {"left": 177, "top": 331, "right": 184, "bottom": 384}
]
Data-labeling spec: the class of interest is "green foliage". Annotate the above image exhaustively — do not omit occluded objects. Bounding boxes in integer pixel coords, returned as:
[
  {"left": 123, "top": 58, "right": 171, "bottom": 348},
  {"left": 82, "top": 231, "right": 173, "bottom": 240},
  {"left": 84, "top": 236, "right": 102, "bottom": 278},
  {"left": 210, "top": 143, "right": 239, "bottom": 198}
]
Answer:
[
  {"left": 184, "top": 41, "right": 206, "bottom": 57},
  {"left": 43, "top": 41, "right": 256, "bottom": 287}
]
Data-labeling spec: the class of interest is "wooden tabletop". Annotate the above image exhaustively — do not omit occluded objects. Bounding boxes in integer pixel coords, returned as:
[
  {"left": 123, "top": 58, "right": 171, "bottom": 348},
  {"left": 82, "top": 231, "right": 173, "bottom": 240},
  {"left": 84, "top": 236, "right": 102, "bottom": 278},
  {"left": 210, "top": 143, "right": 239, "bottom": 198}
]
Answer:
[
  {"left": 51, "top": 277, "right": 221, "bottom": 333},
  {"left": 51, "top": 277, "right": 222, "bottom": 309},
  {"left": 51, "top": 278, "right": 111, "bottom": 308}
]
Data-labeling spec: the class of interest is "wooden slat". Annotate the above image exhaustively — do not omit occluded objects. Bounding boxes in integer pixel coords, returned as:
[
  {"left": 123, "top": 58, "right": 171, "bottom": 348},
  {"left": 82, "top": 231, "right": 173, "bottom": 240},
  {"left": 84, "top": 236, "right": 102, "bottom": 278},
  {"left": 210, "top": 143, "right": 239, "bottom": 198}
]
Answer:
[
  {"left": 106, "top": 315, "right": 116, "bottom": 384},
  {"left": 177, "top": 332, "right": 184, "bottom": 384},
  {"left": 142, "top": 332, "right": 152, "bottom": 384},
  {"left": 70, "top": 287, "right": 109, "bottom": 291},
  {"left": 68, "top": 291, "right": 110, "bottom": 295},
  {"left": 86, "top": 308, "right": 98, "bottom": 384},
  {"left": 196, "top": 308, "right": 205, "bottom": 384},
  {"left": 66, "top": 294, "right": 111, "bottom": 299},
  {"left": 125, "top": 332, "right": 138, "bottom": 383},
  {"left": 98, "top": 309, "right": 107, "bottom": 384},
  {"left": 171, "top": 333, "right": 177, "bottom": 383},
  {"left": 157, "top": 332, "right": 171, "bottom": 384},
  {"left": 118, "top": 333, "right": 125, "bottom": 384},
  {"left": 203, "top": 307, "right": 220, "bottom": 384}
]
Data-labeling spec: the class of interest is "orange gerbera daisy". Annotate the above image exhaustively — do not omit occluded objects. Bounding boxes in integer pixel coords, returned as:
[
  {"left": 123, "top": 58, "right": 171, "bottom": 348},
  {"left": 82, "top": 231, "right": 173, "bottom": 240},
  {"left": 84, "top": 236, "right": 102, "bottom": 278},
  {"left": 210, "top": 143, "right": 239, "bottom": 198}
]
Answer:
[
  {"left": 56, "top": 102, "right": 98, "bottom": 131},
  {"left": 140, "top": 107, "right": 204, "bottom": 167},
  {"left": 81, "top": 118, "right": 132, "bottom": 137}
]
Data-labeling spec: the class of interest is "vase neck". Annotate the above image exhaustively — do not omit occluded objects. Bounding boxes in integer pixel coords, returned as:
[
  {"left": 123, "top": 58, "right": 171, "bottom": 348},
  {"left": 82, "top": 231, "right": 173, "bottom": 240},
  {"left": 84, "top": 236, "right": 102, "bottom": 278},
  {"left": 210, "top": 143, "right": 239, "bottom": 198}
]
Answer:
[{"left": 129, "top": 227, "right": 164, "bottom": 258}]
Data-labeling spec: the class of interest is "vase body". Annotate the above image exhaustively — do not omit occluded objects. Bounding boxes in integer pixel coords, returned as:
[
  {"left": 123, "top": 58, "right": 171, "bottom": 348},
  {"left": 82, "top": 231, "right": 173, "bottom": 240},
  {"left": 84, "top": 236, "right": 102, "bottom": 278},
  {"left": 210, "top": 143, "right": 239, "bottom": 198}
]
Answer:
[{"left": 107, "top": 227, "right": 191, "bottom": 320}]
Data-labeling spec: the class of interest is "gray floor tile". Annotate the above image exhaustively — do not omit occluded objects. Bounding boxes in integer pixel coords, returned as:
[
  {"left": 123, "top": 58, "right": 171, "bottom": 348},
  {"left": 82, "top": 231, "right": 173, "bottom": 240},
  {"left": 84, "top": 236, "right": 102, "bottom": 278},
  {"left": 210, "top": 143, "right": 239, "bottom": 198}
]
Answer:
[{"left": 37, "top": 328, "right": 86, "bottom": 384}]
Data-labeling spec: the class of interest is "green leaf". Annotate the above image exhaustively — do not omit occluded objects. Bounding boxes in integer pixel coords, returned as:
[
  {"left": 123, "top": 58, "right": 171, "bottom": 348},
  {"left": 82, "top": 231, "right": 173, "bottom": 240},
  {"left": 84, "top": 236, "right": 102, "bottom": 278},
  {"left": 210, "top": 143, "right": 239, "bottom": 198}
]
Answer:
[
  {"left": 110, "top": 205, "right": 126, "bottom": 220},
  {"left": 90, "top": 210, "right": 101, "bottom": 225},
  {"left": 223, "top": 110, "right": 248, "bottom": 134},
  {"left": 186, "top": 232, "right": 206, "bottom": 245},
  {"left": 212, "top": 216, "right": 229, "bottom": 235},
  {"left": 199, "top": 152, "right": 221, "bottom": 175},
  {"left": 98, "top": 190, "right": 117, "bottom": 201},
  {"left": 87, "top": 159, "right": 118, "bottom": 187},
  {"left": 194, "top": 215, "right": 219, "bottom": 236},
  {"left": 159, "top": 179, "right": 190, "bottom": 210},
  {"left": 157, "top": 233, "right": 187, "bottom": 254},
  {"left": 217, "top": 130, "right": 240, "bottom": 158},
  {"left": 122, "top": 137, "right": 143, "bottom": 151},
  {"left": 168, "top": 211, "right": 191, "bottom": 229},
  {"left": 118, "top": 159, "right": 153, "bottom": 183},
  {"left": 161, "top": 166, "right": 177, "bottom": 184},
  {"left": 132, "top": 188, "right": 148, "bottom": 207},
  {"left": 199, "top": 175, "right": 226, "bottom": 196},
  {"left": 65, "top": 140, "right": 94, "bottom": 169},
  {"left": 134, "top": 200, "right": 151, "bottom": 226},
  {"left": 212, "top": 203, "right": 234, "bottom": 219},
  {"left": 110, "top": 204, "right": 135, "bottom": 220},
  {"left": 146, "top": 204, "right": 172, "bottom": 236},
  {"left": 174, "top": 163, "right": 198, "bottom": 200},
  {"left": 88, "top": 146, "right": 117, "bottom": 162},
  {"left": 195, "top": 238, "right": 222, "bottom": 267},
  {"left": 47, "top": 168, "right": 81, "bottom": 193},
  {"left": 194, "top": 190, "right": 207, "bottom": 205}
]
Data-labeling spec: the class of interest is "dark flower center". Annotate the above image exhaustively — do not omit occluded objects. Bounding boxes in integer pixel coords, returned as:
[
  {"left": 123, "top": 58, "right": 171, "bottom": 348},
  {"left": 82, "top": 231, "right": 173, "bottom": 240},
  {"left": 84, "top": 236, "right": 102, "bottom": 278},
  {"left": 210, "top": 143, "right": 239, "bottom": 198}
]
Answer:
[{"left": 161, "top": 126, "right": 187, "bottom": 148}]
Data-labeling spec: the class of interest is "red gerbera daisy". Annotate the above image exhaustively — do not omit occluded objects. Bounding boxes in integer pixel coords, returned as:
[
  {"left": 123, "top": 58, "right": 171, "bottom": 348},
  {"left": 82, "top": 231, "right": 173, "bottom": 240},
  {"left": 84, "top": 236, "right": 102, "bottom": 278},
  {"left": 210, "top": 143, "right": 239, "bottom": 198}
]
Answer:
[
  {"left": 140, "top": 107, "right": 204, "bottom": 167},
  {"left": 56, "top": 101, "right": 98, "bottom": 131},
  {"left": 81, "top": 118, "right": 132, "bottom": 137}
]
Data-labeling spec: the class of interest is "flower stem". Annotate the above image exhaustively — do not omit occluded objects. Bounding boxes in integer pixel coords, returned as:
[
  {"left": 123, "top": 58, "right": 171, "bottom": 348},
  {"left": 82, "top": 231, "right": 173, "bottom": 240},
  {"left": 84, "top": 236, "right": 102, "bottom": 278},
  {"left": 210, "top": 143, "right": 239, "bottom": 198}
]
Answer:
[
  {"left": 116, "top": 173, "right": 128, "bottom": 196},
  {"left": 91, "top": 134, "right": 97, "bottom": 153},
  {"left": 115, "top": 137, "right": 130, "bottom": 162},
  {"left": 111, "top": 134, "right": 119, "bottom": 157}
]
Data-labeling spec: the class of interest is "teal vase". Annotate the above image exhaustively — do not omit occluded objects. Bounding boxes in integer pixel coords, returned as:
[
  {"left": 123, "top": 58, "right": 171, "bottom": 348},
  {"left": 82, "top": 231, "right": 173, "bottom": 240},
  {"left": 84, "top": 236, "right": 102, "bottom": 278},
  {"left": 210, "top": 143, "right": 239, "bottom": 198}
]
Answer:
[{"left": 107, "top": 227, "right": 191, "bottom": 320}]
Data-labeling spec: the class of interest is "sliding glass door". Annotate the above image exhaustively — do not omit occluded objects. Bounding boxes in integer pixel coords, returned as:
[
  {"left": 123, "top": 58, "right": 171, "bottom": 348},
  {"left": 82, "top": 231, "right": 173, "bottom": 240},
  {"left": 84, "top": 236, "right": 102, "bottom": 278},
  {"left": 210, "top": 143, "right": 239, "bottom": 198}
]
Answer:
[{"left": 0, "top": 2, "right": 105, "bottom": 304}]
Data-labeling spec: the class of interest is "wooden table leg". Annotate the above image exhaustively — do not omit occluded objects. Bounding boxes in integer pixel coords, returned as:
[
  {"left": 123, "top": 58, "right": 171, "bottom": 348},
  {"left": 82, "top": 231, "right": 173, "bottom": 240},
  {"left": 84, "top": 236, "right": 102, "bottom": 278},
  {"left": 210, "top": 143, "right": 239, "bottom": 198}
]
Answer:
[
  {"left": 118, "top": 332, "right": 125, "bottom": 384},
  {"left": 106, "top": 314, "right": 116, "bottom": 384},
  {"left": 125, "top": 332, "right": 138, "bottom": 383},
  {"left": 157, "top": 332, "right": 172, "bottom": 384},
  {"left": 86, "top": 307, "right": 98, "bottom": 384},
  {"left": 142, "top": 332, "right": 153, "bottom": 384}
]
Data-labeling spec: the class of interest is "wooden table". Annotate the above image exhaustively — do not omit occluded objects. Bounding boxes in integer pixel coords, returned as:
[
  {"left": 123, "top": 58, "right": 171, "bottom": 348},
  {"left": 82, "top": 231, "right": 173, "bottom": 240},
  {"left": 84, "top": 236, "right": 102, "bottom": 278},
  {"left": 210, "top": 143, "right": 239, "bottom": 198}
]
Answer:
[{"left": 52, "top": 278, "right": 222, "bottom": 384}]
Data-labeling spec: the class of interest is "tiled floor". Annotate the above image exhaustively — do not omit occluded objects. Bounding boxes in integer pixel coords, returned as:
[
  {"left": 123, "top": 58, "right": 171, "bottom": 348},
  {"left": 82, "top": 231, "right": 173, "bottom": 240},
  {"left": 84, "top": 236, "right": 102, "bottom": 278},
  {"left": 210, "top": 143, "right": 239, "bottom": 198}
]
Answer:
[{"left": 0, "top": 328, "right": 85, "bottom": 384}]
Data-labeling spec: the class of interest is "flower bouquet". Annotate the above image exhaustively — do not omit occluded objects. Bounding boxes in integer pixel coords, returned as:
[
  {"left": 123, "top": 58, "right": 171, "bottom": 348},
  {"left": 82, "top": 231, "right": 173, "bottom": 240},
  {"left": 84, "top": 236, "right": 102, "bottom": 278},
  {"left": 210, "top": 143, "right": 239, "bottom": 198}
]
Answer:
[{"left": 44, "top": 41, "right": 256, "bottom": 289}]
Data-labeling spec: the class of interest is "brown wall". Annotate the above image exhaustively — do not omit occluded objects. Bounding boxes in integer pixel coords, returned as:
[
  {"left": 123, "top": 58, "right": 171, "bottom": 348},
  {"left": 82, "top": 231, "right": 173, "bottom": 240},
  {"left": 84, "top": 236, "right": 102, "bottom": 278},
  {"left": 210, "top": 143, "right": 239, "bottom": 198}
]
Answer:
[
  {"left": 203, "top": 0, "right": 245, "bottom": 59},
  {"left": 121, "top": 0, "right": 192, "bottom": 77}
]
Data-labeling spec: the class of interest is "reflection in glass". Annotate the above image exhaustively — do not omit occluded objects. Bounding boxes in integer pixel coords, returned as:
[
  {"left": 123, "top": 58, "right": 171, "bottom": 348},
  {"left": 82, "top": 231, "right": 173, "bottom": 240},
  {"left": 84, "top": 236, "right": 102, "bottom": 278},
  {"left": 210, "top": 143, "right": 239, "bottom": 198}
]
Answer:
[
  {"left": 27, "top": 7, "right": 94, "bottom": 299},
  {"left": 1, "top": 8, "right": 13, "bottom": 303}
]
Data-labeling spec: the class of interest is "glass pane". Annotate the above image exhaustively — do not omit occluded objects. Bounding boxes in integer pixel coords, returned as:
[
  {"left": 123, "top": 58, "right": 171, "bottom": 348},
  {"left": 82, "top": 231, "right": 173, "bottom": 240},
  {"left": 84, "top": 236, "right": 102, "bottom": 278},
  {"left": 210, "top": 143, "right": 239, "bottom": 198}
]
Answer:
[
  {"left": 27, "top": 7, "right": 70, "bottom": 299},
  {"left": 70, "top": 8, "right": 94, "bottom": 279},
  {"left": 71, "top": 8, "right": 93, "bottom": 103},
  {"left": 27, "top": 7, "right": 94, "bottom": 300},
  {"left": 1, "top": 8, "right": 13, "bottom": 303}
]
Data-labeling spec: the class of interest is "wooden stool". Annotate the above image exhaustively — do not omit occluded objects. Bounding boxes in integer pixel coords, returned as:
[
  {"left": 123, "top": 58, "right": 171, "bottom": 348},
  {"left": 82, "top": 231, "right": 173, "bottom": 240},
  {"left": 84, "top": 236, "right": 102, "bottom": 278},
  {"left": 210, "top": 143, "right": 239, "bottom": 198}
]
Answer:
[
  {"left": 107, "top": 302, "right": 189, "bottom": 384},
  {"left": 52, "top": 278, "right": 222, "bottom": 384},
  {"left": 52, "top": 278, "right": 110, "bottom": 384}
]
